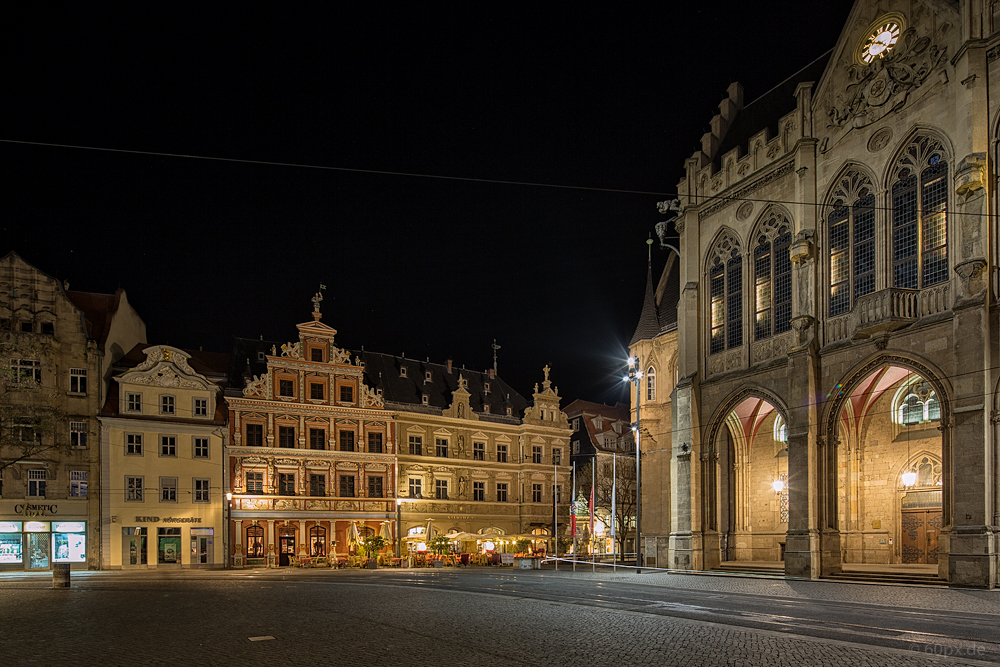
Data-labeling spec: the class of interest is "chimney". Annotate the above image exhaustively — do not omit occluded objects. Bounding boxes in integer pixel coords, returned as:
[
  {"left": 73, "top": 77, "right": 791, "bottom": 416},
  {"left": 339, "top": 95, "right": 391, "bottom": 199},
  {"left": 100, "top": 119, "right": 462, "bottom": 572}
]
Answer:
[
  {"left": 488, "top": 368, "right": 495, "bottom": 379},
  {"left": 446, "top": 359, "right": 453, "bottom": 373}
]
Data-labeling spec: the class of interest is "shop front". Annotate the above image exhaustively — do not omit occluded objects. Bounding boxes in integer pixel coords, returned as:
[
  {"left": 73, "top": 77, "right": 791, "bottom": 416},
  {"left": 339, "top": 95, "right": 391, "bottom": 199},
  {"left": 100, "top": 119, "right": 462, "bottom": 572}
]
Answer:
[
  {"left": 0, "top": 501, "right": 90, "bottom": 571},
  {"left": 113, "top": 514, "right": 221, "bottom": 569}
]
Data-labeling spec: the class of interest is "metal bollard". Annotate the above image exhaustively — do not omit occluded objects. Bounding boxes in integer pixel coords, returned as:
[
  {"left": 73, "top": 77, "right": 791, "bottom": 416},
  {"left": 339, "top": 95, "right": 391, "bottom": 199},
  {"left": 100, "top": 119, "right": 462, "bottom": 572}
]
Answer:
[{"left": 52, "top": 563, "right": 71, "bottom": 588}]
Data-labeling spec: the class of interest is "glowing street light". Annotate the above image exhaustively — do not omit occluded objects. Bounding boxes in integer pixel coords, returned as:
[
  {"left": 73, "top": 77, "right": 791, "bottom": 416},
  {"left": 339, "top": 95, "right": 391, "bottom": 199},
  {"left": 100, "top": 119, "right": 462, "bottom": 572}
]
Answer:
[{"left": 624, "top": 357, "right": 643, "bottom": 573}]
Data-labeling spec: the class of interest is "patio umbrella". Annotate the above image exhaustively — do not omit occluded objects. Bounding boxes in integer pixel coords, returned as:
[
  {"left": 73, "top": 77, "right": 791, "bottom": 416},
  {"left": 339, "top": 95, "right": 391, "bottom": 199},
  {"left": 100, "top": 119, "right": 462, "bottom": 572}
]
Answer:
[
  {"left": 425, "top": 519, "right": 434, "bottom": 542},
  {"left": 379, "top": 522, "right": 392, "bottom": 541},
  {"left": 347, "top": 521, "right": 360, "bottom": 545}
]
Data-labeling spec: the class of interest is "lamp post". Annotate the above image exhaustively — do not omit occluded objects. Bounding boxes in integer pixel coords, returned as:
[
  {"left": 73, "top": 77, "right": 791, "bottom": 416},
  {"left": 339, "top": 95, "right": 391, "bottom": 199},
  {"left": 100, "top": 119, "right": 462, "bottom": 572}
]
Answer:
[{"left": 624, "top": 356, "right": 643, "bottom": 573}]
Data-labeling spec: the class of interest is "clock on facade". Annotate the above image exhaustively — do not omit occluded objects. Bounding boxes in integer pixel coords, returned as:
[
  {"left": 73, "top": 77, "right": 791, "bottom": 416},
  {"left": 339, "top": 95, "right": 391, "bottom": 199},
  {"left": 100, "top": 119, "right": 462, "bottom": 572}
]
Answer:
[{"left": 860, "top": 20, "right": 902, "bottom": 63}]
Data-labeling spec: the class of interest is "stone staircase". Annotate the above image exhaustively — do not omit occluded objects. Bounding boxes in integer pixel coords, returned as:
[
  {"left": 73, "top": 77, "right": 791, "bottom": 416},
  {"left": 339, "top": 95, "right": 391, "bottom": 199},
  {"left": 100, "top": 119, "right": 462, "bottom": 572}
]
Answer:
[
  {"left": 712, "top": 561, "right": 786, "bottom": 576},
  {"left": 824, "top": 568, "right": 948, "bottom": 587}
]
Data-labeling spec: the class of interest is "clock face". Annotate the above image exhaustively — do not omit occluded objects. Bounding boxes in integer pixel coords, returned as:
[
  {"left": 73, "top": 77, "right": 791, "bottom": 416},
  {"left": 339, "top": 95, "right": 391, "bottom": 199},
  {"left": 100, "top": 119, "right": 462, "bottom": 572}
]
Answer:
[{"left": 861, "top": 22, "right": 901, "bottom": 63}]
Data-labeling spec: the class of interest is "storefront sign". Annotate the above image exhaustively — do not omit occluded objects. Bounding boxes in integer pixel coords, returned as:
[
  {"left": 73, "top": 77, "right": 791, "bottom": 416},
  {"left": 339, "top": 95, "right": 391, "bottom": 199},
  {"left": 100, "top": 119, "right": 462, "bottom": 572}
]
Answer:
[
  {"left": 13, "top": 503, "right": 57, "bottom": 517},
  {"left": 24, "top": 521, "right": 50, "bottom": 532},
  {"left": 134, "top": 516, "right": 203, "bottom": 524},
  {"left": 53, "top": 522, "right": 86, "bottom": 533},
  {"left": 0, "top": 522, "right": 22, "bottom": 533}
]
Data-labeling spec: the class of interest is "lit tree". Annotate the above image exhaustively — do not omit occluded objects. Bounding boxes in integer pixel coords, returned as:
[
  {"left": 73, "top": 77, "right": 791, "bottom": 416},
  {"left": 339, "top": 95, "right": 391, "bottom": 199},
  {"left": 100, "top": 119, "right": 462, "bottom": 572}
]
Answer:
[{"left": 577, "top": 456, "right": 637, "bottom": 557}]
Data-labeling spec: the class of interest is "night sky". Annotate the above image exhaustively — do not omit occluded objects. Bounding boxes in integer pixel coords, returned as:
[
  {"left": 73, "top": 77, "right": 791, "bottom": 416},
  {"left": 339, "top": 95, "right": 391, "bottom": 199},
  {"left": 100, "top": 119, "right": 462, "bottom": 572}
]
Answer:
[{"left": 2, "top": 4, "right": 852, "bottom": 404}]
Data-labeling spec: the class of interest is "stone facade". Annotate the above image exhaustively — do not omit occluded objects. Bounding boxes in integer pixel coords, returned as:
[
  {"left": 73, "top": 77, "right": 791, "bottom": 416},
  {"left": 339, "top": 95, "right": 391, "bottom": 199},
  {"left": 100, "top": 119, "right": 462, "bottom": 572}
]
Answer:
[{"left": 633, "top": 0, "right": 1000, "bottom": 587}]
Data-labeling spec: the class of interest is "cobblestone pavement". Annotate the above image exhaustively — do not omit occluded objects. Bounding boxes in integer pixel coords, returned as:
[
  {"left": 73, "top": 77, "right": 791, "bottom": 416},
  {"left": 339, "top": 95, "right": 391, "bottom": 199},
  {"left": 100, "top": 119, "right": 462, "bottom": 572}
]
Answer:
[{"left": 1, "top": 567, "right": 998, "bottom": 666}]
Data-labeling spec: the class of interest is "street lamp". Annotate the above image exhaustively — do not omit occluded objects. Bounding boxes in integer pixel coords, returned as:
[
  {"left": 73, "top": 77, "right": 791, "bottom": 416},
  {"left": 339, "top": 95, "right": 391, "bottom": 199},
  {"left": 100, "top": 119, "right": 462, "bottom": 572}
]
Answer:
[{"left": 624, "top": 356, "right": 643, "bottom": 573}]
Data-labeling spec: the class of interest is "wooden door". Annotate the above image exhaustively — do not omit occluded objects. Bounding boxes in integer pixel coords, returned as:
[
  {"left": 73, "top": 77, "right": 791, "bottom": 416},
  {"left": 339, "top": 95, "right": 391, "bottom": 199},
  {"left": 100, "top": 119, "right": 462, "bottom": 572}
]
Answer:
[{"left": 901, "top": 509, "right": 941, "bottom": 564}]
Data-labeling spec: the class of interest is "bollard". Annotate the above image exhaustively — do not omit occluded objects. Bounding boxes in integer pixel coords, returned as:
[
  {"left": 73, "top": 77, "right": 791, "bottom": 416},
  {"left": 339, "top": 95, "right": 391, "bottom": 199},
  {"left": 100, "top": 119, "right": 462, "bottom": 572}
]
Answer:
[{"left": 52, "top": 563, "right": 71, "bottom": 588}]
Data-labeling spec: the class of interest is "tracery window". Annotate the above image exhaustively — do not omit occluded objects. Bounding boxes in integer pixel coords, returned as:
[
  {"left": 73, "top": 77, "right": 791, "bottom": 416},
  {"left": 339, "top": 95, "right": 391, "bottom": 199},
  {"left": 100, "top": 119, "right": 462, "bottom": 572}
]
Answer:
[
  {"left": 892, "top": 136, "right": 948, "bottom": 289},
  {"left": 708, "top": 232, "right": 743, "bottom": 354},
  {"left": 646, "top": 367, "right": 655, "bottom": 401},
  {"left": 828, "top": 171, "right": 876, "bottom": 315},
  {"left": 773, "top": 414, "right": 787, "bottom": 444},
  {"left": 893, "top": 379, "right": 941, "bottom": 425},
  {"left": 752, "top": 210, "right": 792, "bottom": 339}
]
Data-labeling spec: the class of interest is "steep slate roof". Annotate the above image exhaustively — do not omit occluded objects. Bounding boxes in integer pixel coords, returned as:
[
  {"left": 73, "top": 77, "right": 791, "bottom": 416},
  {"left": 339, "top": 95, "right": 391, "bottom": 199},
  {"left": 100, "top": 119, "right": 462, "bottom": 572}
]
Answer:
[
  {"left": 630, "top": 254, "right": 679, "bottom": 345},
  {"left": 65, "top": 289, "right": 124, "bottom": 344},
  {"left": 564, "top": 398, "right": 634, "bottom": 458},
  {"left": 356, "top": 351, "right": 528, "bottom": 421}
]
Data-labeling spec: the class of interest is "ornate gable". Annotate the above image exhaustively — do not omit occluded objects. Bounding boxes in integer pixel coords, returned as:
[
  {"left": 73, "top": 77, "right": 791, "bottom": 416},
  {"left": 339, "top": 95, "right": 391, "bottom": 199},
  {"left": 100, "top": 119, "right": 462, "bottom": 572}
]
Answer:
[{"left": 118, "top": 345, "right": 214, "bottom": 390}]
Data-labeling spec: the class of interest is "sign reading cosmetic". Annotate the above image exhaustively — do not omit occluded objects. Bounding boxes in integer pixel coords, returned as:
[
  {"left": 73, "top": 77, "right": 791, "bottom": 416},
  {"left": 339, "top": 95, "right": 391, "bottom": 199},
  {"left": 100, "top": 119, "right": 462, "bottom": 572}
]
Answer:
[
  {"left": 24, "top": 521, "right": 50, "bottom": 532},
  {"left": 53, "top": 522, "right": 86, "bottom": 533},
  {"left": 13, "top": 503, "right": 58, "bottom": 516}
]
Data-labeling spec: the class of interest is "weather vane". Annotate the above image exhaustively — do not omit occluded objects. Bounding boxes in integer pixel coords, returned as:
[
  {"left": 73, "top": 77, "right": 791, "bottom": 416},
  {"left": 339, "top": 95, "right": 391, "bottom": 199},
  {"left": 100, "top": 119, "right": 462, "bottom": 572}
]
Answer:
[{"left": 492, "top": 339, "right": 501, "bottom": 373}]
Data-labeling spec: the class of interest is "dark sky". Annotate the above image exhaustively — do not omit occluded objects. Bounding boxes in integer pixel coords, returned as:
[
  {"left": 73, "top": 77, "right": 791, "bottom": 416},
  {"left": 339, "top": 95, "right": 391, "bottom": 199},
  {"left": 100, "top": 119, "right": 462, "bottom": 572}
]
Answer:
[{"left": 1, "top": 3, "right": 852, "bottom": 405}]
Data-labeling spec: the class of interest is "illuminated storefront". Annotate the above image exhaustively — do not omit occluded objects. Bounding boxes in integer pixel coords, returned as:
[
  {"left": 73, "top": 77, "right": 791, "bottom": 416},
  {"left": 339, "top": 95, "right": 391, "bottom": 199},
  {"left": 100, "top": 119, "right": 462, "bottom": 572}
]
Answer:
[{"left": 0, "top": 519, "right": 87, "bottom": 571}]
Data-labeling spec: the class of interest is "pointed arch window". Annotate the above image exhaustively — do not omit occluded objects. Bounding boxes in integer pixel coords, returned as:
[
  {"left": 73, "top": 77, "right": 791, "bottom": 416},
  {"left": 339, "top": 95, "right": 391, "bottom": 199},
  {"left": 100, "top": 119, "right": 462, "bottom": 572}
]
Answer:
[
  {"left": 828, "top": 172, "right": 876, "bottom": 315},
  {"left": 752, "top": 211, "right": 792, "bottom": 340},
  {"left": 709, "top": 234, "right": 743, "bottom": 354},
  {"left": 646, "top": 367, "right": 655, "bottom": 401},
  {"left": 893, "top": 379, "right": 940, "bottom": 425},
  {"left": 892, "top": 136, "right": 948, "bottom": 289}
]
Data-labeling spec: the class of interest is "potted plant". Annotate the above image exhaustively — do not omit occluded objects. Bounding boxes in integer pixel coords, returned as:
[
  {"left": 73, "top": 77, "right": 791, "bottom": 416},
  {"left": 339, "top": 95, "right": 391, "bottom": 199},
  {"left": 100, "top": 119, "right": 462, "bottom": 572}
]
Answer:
[
  {"left": 428, "top": 535, "right": 450, "bottom": 567},
  {"left": 359, "top": 535, "right": 387, "bottom": 569}
]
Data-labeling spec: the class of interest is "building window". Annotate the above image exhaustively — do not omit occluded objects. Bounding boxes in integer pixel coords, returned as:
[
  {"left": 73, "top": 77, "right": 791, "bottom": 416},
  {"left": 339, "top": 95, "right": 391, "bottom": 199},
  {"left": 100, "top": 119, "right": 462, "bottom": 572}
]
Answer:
[
  {"left": 11, "top": 359, "right": 41, "bottom": 384},
  {"left": 773, "top": 415, "right": 788, "bottom": 444},
  {"left": 310, "top": 347, "right": 323, "bottom": 362},
  {"left": 340, "top": 430, "right": 355, "bottom": 452},
  {"left": 368, "top": 432, "right": 383, "bottom": 453},
  {"left": 70, "top": 421, "right": 87, "bottom": 448},
  {"left": 194, "top": 478, "right": 210, "bottom": 503},
  {"left": 425, "top": 370, "right": 432, "bottom": 382},
  {"left": 126, "top": 392, "right": 142, "bottom": 412},
  {"left": 126, "top": 476, "right": 143, "bottom": 502},
  {"left": 310, "top": 383, "right": 324, "bottom": 400},
  {"left": 339, "top": 475, "right": 355, "bottom": 498},
  {"left": 895, "top": 380, "right": 941, "bottom": 425},
  {"left": 572, "top": 419, "right": 580, "bottom": 432},
  {"left": 340, "top": 385, "right": 353, "bottom": 402},
  {"left": 436, "top": 438, "right": 449, "bottom": 458},
  {"left": 573, "top": 442, "right": 580, "bottom": 454},
  {"left": 160, "top": 477, "right": 177, "bottom": 502},
  {"left": 278, "top": 426, "right": 296, "bottom": 448},
  {"left": 473, "top": 481, "right": 485, "bottom": 501},
  {"left": 892, "top": 136, "right": 949, "bottom": 290},
  {"left": 247, "top": 525, "right": 265, "bottom": 558},
  {"left": 245, "top": 424, "right": 263, "bottom": 447},
  {"left": 246, "top": 472, "right": 263, "bottom": 494},
  {"left": 69, "top": 368, "right": 87, "bottom": 394},
  {"left": 484, "top": 382, "right": 490, "bottom": 394},
  {"left": 483, "top": 404, "right": 491, "bottom": 413},
  {"left": 751, "top": 210, "right": 793, "bottom": 340},
  {"left": 408, "top": 478, "right": 422, "bottom": 498},
  {"left": 20, "top": 322, "right": 32, "bottom": 333},
  {"left": 473, "top": 441, "right": 485, "bottom": 461},
  {"left": 556, "top": 485, "right": 562, "bottom": 504},
  {"left": 497, "top": 444, "right": 508, "bottom": 463},
  {"left": 532, "top": 446, "right": 543, "bottom": 464},
  {"left": 309, "top": 428, "right": 325, "bottom": 450},
  {"left": 278, "top": 473, "right": 296, "bottom": 496},
  {"left": 708, "top": 232, "right": 743, "bottom": 354},
  {"left": 646, "top": 367, "right": 656, "bottom": 401},
  {"left": 28, "top": 469, "right": 46, "bottom": 497},
  {"left": 70, "top": 471, "right": 88, "bottom": 498},
  {"left": 435, "top": 479, "right": 449, "bottom": 500},
  {"left": 496, "top": 483, "right": 508, "bottom": 502},
  {"left": 194, "top": 397, "right": 208, "bottom": 416},
  {"left": 126, "top": 433, "right": 143, "bottom": 455},
  {"left": 400, "top": 366, "right": 407, "bottom": 378},
  {"left": 408, "top": 435, "right": 422, "bottom": 456},
  {"left": 828, "top": 171, "right": 876, "bottom": 315},
  {"left": 553, "top": 448, "right": 562, "bottom": 465},
  {"left": 278, "top": 379, "right": 294, "bottom": 397},
  {"left": 309, "top": 474, "right": 326, "bottom": 497},
  {"left": 193, "top": 437, "right": 209, "bottom": 458},
  {"left": 368, "top": 476, "right": 383, "bottom": 498},
  {"left": 309, "top": 526, "right": 327, "bottom": 556},
  {"left": 160, "top": 395, "right": 175, "bottom": 415},
  {"left": 421, "top": 393, "right": 429, "bottom": 405},
  {"left": 532, "top": 483, "right": 542, "bottom": 503},
  {"left": 41, "top": 322, "right": 54, "bottom": 334},
  {"left": 160, "top": 435, "right": 176, "bottom": 457}
]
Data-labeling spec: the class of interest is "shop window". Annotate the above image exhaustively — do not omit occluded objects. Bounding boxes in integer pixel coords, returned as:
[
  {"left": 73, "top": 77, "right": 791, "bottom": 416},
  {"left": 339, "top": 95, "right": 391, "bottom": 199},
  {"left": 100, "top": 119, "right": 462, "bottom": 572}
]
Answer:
[
  {"left": 28, "top": 469, "right": 46, "bottom": 497},
  {"left": 160, "top": 477, "right": 177, "bottom": 502},
  {"left": 126, "top": 476, "right": 144, "bottom": 502},
  {"left": 892, "top": 136, "right": 949, "bottom": 289},
  {"left": 126, "top": 433, "right": 143, "bottom": 455},
  {"left": 340, "top": 385, "right": 354, "bottom": 402},
  {"left": 194, "top": 398, "right": 208, "bottom": 416},
  {"left": 126, "top": 392, "right": 142, "bottom": 412},
  {"left": 278, "top": 473, "right": 296, "bottom": 496},
  {"left": 246, "top": 471, "right": 263, "bottom": 494},
  {"left": 160, "top": 435, "right": 176, "bottom": 457},
  {"left": 409, "top": 435, "right": 423, "bottom": 455},
  {"left": 278, "top": 426, "right": 295, "bottom": 448},
  {"left": 532, "top": 484, "right": 542, "bottom": 503},
  {"left": 310, "top": 383, "right": 324, "bottom": 400},
  {"left": 309, "top": 526, "right": 326, "bottom": 556},
  {"left": 339, "top": 475, "right": 355, "bottom": 498},
  {"left": 828, "top": 171, "right": 876, "bottom": 315},
  {"left": 309, "top": 474, "right": 326, "bottom": 497},
  {"left": 246, "top": 525, "right": 265, "bottom": 558},
  {"left": 245, "top": 424, "right": 263, "bottom": 447},
  {"left": 435, "top": 479, "right": 448, "bottom": 500},
  {"left": 194, "top": 478, "right": 210, "bottom": 503},
  {"left": 160, "top": 395, "right": 175, "bottom": 415},
  {"left": 70, "top": 421, "right": 87, "bottom": 448},
  {"left": 497, "top": 444, "right": 508, "bottom": 463},
  {"left": 708, "top": 232, "right": 743, "bottom": 354},
  {"left": 340, "top": 430, "right": 355, "bottom": 452},
  {"left": 70, "top": 471, "right": 88, "bottom": 498},
  {"left": 193, "top": 437, "right": 209, "bottom": 459},
  {"left": 309, "top": 428, "right": 325, "bottom": 450},
  {"left": 368, "top": 432, "right": 383, "bottom": 453},
  {"left": 408, "top": 478, "right": 422, "bottom": 498},
  {"left": 278, "top": 379, "right": 294, "bottom": 397},
  {"left": 553, "top": 448, "right": 562, "bottom": 465},
  {"left": 532, "top": 446, "right": 543, "bottom": 464},
  {"left": 473, "top": 481, "right": 485, "bottom": 501},
  {"left": 473, "top": 441, "right": 485, "bottom": 461},
  {"left": 368, "top": 476, "right": 383, "bottom": 498},
  {"left": 496, "top": 483, "right": 508, "bottom": 502},
  {"left": 69, "top": 368, "right": 87, "bottom": 394},
  {"left": 157, "top": 527, "right": 181, "bottom": 564},
  {"left": 436, "top": 438, "right": 448, "bottom": 458}
]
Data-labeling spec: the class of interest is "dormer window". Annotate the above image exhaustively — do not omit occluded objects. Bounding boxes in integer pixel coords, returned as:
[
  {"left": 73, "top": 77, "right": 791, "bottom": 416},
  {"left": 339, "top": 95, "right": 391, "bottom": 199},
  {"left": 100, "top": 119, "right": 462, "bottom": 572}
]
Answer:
[
  {"left": 484, "top": 382, "right": 490, "bottom": 394},
  {"left": 506, "top": 406, "right": 512, "bottom": 416},
  {"left": 310, "top": 347, "right": 324, "bottom": 362},
  {"left": 421, "top": 393, "right": 428, "bottom": 405},
  {"left": 425, "top": 370, "right": 432, "bottom": 382},
  {"left": 484, "top": 404, "right": 491, "bottom": 414},
  {"left": 400, "top": 366, "right": 408, "bottom": 378}
]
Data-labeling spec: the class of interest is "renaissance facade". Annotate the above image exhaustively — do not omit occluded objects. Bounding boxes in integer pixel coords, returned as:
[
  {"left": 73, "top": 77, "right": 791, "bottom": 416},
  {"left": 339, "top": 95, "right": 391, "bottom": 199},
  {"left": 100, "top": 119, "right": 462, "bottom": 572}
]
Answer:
[{"left": 632, "top": 0, "right": 1000, "bottom": 587}]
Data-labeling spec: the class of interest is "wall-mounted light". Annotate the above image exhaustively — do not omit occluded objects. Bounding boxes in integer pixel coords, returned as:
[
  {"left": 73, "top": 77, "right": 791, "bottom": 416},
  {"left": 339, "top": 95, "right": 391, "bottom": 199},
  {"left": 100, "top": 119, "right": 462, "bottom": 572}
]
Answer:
[
  {"left": 901, "top": 470, "right": 917, "bottom": 487},
  {"left": 772, "top": 479, "right": 785, "bottom": 493}
]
